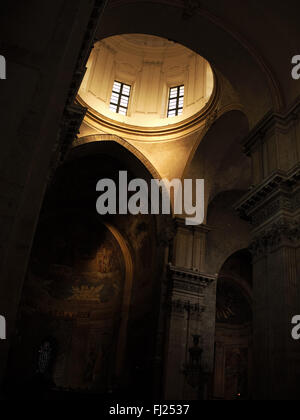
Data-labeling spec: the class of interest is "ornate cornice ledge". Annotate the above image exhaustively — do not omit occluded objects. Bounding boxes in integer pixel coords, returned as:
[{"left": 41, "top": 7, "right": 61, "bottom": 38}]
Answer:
[
  {"left": 242, "top": 96, "right": 300, "bottom": 156},
  {"left": 169, "top": 264, "right": 216, "bottom": 294},
  {"left": 235, "top": 163, "right": 300, "bottom": 229}
]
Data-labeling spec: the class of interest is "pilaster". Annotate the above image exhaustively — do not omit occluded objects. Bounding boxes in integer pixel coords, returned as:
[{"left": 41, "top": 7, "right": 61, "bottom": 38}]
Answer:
[{"left": 164, "top": 221, "right": 217, "bottom": 400}]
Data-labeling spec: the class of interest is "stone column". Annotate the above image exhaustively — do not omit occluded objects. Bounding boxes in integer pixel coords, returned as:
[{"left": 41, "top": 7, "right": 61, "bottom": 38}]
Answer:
[
  {"left": 236, "top": 100, "right": 300, "bottom": 399},
  {"left": 163, "top": 221, "right": 217, "bottom": 400}
]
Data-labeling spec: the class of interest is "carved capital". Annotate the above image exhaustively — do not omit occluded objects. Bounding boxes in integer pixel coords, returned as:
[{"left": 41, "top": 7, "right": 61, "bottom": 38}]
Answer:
[{"left": 250, "top": 218, "right": 300, "bottom": 258}]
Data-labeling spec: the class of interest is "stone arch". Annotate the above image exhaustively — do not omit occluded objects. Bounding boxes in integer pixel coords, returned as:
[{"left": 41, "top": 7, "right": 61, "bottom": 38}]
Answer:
[
  {"left": 73, "top": 134, "right": 161, "bottom": 180},
  {"left": 42, "top": 138, "right": 170, "bottom": 392},
  {"left": 217, "top": 249, "right": 253, "bottom": 299},
  {"left": 104, "top": 222, "right": 134, "bottom": 378}
]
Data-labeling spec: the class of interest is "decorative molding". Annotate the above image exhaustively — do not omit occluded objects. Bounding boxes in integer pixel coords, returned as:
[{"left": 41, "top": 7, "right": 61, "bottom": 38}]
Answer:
[
  {"left": 250, "top": 218, "right": 300, "bottom": 258},
  {"left": 204, "top": 107, "right": 219, "bottom": 130},
  {"left": 76, "top": 72, "right": 220, "bottom": 142},
  {"left": 235, "top": 164, "right": 300, "bottom": 229},
  {"left": 169, "top": 299, "right": 205, "bottom": 315},
  {"left": 169, "top": 264, "right": 216, "bottom": 295}
]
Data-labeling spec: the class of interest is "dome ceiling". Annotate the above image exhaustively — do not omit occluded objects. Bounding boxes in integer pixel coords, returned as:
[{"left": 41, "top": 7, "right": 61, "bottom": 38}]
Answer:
[
  {"left": 119, "top": 34, "right": 173, "bottom": 49},
  {"left": 78, "top": 34, "right": 215, "bottom": 133}
]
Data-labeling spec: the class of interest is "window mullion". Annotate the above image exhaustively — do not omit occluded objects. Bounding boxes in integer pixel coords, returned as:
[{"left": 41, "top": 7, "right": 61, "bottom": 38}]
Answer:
[{"left": 117, "top": 82, "right": 123, "bottom": 113}]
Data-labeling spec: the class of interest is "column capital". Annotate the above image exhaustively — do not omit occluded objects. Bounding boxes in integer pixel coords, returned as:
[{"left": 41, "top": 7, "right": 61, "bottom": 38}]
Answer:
[{"left": 250, "top": 217, "right": 300, "bottom": 259}]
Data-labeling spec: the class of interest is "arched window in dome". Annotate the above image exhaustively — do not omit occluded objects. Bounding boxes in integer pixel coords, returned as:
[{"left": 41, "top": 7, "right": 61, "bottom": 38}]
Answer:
[
  {"left": 168, "top": 85, "right": 184, "bottom": 117},
  {"left": 110, "top": 81, "right": 131, "bottom": 115}
]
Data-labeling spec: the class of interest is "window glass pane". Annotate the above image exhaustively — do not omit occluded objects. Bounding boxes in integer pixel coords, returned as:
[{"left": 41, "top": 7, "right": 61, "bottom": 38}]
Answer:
[
  {"left": 122, "top": 85, "right": 131, "bottom": 96},
  {"left": 113, "top": 81, "right": 121, "bottom": 93},
  {"left": 170, "top": 89, "right": 178, "bottom": 99},
  {"left": 169, "top": 99, "right": 177, "bottom": 109},
  {"left": 110, "top": 104, "right": 117, "bottom": 112},
  {"left": 168, "top": 85, "right": 185, "bottom": 117},
  {"left": 120, "top": 96, "right": 129, "bottom": 107},
  {"left": 119, "top": 107, "right": 127, "bottom": 116},
  {"left": 110, "top": 93, "right": 119, "bottom": 105}
]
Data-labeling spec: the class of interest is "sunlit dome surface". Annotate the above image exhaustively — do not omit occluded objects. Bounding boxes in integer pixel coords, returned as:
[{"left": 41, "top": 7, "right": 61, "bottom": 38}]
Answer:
[{"left": 78, "top": 34, "right": 215, "bottom": 129}]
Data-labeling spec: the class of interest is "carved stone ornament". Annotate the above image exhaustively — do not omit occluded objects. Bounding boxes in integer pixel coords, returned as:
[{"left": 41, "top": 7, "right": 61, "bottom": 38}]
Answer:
[
  {"left": 169, "top": 265, "right": 216, "bottom": 294},
  {"left": 169, "top": 299, "right": 205, "bottom": 315},
  {"left": 250, "top": 218, "right": 300, "bottom": 258},
  {"left": 236, "top": 164, "right": 300, "bottom": 228}
]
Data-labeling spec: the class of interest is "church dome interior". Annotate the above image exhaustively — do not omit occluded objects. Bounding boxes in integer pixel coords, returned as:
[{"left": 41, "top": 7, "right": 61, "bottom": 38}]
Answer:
[{"left": 78, "top": 34, "right": 214, "bottom": 129}]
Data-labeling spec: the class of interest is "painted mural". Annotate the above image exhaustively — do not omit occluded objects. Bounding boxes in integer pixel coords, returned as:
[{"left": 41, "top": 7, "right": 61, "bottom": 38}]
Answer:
[
  {"left": 17, "top": 213, "right": 126, "bottom": 392},
  {"left": 23, "top": 213, "right": 125, "bottom": 313}
]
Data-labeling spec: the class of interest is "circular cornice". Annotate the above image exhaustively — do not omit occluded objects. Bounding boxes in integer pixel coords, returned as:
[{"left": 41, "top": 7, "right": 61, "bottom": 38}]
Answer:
[{"left": 77, "top": 69, "right": 220, "bottom": 143}]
